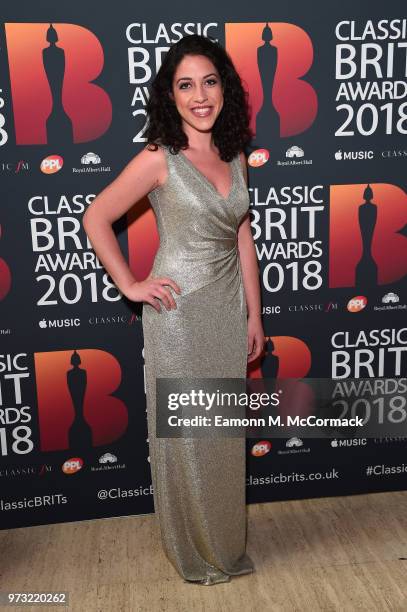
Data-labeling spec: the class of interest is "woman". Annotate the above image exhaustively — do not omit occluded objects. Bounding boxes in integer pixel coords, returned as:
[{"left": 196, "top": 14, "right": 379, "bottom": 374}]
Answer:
[{"left": 83, "top": 34, "right": 265, "bottom": 585}]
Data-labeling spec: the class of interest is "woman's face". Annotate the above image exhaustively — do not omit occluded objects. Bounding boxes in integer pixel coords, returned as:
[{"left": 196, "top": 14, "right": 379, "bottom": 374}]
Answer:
[{"left": 170, "top": 54, "right": 224, "bottom": 135}]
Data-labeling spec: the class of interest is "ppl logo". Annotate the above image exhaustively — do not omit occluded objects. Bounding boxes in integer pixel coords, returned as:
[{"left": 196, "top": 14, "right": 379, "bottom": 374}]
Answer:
[
  {"left": 251, "top": 440, "right": 272, "bottom": 457},
  {"left": 40, "top": 154, "right": 63, "bottom": 174},
  {"left": 347, "top": 295, "right": 367, "bottom": 312},
  {"left": 248, "top": 148, "right": 269, "bottom": 167},
  {"left": 4, "top": 23, "right": 112, "bottom": 145},
  {"left": 225, "top": 22, "right": 317, "bottom": 139},
  {"left": 62, "top": 458, "right": 84, "bottom": 474},
  {"left": 329, "top": 183, "right": 407, "bottom": 288}
]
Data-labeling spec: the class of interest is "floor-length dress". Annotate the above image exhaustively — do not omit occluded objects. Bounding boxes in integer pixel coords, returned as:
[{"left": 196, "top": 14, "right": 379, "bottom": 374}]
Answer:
[{"left": 142, "top": 143, "right": 255, "bottom": 585}]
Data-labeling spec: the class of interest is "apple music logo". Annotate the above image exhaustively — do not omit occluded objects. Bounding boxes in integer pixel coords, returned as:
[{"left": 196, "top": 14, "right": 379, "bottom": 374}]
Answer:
[
  {"left": 334, "top": 149, "right": 374, "bottom": 161},
  {"left": 39, "top": 318, "right": 81, "bottom": 329}
]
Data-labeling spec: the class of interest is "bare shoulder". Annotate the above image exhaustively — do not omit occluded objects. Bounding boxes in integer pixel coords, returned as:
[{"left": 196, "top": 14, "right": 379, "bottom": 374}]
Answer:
[
  {"left": 136, "top": 143, "right": 168, "bottom": 190},
  {"left": 83, "top": 143, "right": 169, "bottom": 225},
  {"left": 118, "top": 143, "right": 167, "bottom": 191},
  {"left": 238, "top": 151, "right": 248, "bottom": 184}
]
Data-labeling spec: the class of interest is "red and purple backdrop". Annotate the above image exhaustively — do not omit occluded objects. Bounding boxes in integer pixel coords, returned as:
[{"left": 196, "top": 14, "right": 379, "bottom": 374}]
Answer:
[{"left": 1, "top": 2, "right": 406, "bottom": 529}]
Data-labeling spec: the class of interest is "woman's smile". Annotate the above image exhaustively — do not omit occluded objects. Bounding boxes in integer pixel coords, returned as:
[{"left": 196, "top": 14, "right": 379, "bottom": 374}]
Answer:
[{"left": 190, "top": 105, "right": 214, "bottom": 118}]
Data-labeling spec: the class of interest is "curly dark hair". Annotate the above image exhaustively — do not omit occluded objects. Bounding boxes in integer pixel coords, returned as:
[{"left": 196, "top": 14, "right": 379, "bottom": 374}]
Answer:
[{"left": 144, "top": 34, "right": 253, "bottom": 162}]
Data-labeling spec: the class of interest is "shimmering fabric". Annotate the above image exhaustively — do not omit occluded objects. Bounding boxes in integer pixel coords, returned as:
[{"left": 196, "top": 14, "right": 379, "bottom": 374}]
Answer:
[{"left": 142, "top": 144, "right": 255, "bottom": 585}]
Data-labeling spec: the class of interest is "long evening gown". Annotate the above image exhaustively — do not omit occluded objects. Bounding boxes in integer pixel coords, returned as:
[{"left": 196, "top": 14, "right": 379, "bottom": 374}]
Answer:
[{"left": 142, "top": 143, "right": 255, "bottom": 585}]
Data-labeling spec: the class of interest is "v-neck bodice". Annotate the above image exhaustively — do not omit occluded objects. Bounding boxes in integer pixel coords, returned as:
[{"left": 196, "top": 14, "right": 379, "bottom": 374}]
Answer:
[
  {"left": 147, "top": 144, "right": 250, "bottom": 297},
  {"left": 177, "top": 150, "right": 234, "bottom": 202}
]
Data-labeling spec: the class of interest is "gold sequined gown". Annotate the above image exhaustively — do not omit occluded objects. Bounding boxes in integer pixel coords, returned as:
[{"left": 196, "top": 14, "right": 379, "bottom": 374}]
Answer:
[{"left": 142, "top": 144, "right": 255, "bottom": 585}]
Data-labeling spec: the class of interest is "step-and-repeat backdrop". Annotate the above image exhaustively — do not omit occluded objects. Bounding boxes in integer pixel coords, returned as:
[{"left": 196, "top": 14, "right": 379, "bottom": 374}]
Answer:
[{"left": 1, "top": 2, "right": 406, "bottom": 529}]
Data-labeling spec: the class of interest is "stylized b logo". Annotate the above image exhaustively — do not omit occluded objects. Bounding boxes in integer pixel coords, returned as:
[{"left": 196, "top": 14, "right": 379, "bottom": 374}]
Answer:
[
  {"left": 35, "top": 349, "right": 128, "bottom": 451},
  {"left": 5, "top": 23, "right": 112, "bottom": 144},
  {"left": 225, "top": 22, "right": 317, "bottom": 139},
  {"left": 330, "top": 183, "right": 407, "bottom": 287}
]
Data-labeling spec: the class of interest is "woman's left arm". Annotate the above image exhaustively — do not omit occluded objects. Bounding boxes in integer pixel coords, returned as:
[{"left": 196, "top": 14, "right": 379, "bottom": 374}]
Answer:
[{"left": 237, "top": 152, "right": 265, "bottom": 363}]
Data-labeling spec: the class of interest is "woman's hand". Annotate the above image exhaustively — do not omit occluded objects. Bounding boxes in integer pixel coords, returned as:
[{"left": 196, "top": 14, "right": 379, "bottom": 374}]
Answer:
[
  {"left": 247, "top": 313, "right": 265, "bottom": 363},
  {"left": 124, "top": 275, "right": 181, "bottom": 312}
]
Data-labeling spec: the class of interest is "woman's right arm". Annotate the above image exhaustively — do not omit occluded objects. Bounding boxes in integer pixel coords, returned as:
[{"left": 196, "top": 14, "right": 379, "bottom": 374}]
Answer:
[{"left": 82, "top": 146, "right": 180, "bottom": 312}]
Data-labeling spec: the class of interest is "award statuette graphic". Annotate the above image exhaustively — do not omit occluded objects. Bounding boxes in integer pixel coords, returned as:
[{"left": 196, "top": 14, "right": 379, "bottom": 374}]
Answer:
[
  {"left": 255, "top": 23, "right": 280, "bottom": 152},
  {"left": 67, "top": 350, "right": 93, "bottom": 453},
  {"left": 262, "top": 337, "right": 280, "bottom": 381},
  {"left": 355, "top": 184, "right": 378, "bottom": 289},
  {"left": 43, "top": 23, "right": 73, "bottom": 145}
]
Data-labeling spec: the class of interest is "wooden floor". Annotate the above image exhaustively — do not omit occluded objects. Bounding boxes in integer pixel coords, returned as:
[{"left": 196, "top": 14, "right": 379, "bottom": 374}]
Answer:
[{"left": 1, "top": 491, "right": 406, "bottom": 611}]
